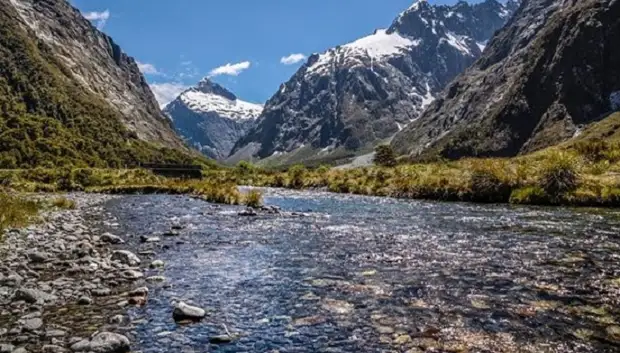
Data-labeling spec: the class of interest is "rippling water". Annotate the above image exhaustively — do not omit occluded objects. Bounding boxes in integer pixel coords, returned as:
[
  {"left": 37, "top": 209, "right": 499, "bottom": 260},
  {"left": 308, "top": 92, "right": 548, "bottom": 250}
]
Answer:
[{"left": 106, "top": 189, "right": 620, "bottom": 352}]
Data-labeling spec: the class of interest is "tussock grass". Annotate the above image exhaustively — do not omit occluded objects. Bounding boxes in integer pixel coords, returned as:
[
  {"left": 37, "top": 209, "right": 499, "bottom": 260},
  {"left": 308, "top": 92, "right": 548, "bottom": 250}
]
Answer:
[
  {"left": 243, "top": 189, "right": 263, "bottom": 208},
  {"left": 0, "top": 193, "right": 40, "bottom": 236},
  {"left": 50, "top": 197, "right": 76, "bottom": 210}
]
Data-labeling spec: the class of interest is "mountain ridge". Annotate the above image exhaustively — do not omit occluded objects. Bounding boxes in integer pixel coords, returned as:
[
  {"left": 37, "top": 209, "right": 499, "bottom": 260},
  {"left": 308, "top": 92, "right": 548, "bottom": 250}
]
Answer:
[{"left": 229, "top": 0, "right": 517, "bottom": 166}]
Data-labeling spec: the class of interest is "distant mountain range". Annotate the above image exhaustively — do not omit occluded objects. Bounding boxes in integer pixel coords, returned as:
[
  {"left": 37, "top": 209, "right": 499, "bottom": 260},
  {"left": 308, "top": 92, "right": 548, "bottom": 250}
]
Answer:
[{"left": 226, "top": 0, "right": 519, "bottom": 165}]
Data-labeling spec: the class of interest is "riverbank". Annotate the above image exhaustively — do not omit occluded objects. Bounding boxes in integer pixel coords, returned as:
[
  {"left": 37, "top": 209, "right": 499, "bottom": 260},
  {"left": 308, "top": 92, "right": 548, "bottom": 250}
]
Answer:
[
  {"left": 0, "top": 193, "right": 156, "bottom": 352},
  {"left": 1, "top": 138, "right": 620, "bottom": 208}
]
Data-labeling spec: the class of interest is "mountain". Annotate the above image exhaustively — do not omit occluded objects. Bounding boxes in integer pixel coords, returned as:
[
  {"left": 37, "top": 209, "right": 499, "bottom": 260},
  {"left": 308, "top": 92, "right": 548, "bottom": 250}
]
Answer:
[
  {"left": 1, "top": 0, "right": 193, "bottom": 168},
  {"left": 230, "top": 0, "right": 518, "bottom": 166},
  {"left": 164, "top": 78, "right": 263, "bottom": 160},
  {"left": 392, "top": 0, "right": 620, "bottom": 160}
]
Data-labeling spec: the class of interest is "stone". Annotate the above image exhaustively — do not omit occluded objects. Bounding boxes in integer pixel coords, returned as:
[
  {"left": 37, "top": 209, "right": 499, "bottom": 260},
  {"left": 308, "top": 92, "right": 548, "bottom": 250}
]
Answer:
[
  {"left": 14, "top": 288, "right": 57, "bottom": 304},
  {"left": 146, "top": 276, "right": 166, "bottom": 283},
  {"left": 173, "top": 302, "right": 206, "bottom": 321},
  {"left": 238, "top": 209, "right": 258, "bottom": 217},
  {"left": 109, "top": 315, "right": 125, "bottom": 325},
  {"left": 20, "top": 317, "right": 43, "bottom": 331},
  {"left": 78, "top": 296, "right": 93, "bottom": 305},
  {"left": 122, "top": 270, "right": 143, "bottom": 280},
  {"left": 140, "top": 236, "right": 160, "bottom": 243},
  {"left": 70, "top": 332, "right": 130, "bottom": 353},
  {"left": 111, "top": 250, "right": 140, "bottom": 266},
  {"left": 46, "top": 330, "right": 67, "bottom": 338},
  {"left": 42, "top": 345, "right": 66, "bottom": 353},
  {"left": 12, "top": 348, "right": 28, "bottom": 353},
  {"left": 129, "top": 287, "right": 149, "bottom": 297},
  {"left": 0, "top": 344, "right": 14, "bottom": 353},
  {"left": 150, "top": 260, "right": 165, "bottom": 268},
  {"left": 163, "top": 230, "right": 180, "bottom": 237},
  {"left": 91, "top": 288, "right": 112, "bottom": 297},
  {"left": 27, "top": 251, "right": 49, "bottom": 263},
  {"left": 209, "top": 335, "right": 235, "bottom": 344},
  {"left": 100, "top": 233, "right": 124, "bottom": 244}
]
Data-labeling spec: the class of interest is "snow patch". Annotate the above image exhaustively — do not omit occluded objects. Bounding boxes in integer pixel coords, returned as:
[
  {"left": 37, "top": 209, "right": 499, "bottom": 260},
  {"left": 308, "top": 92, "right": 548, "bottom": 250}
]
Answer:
[
  {"left": 441, "top": 32, "right": 472, "bottom": 56},
  {"left": 180, "top": 90, "right": 263, "bottom": 121},
  {"left": 476, "top": 41, "right": 488, "bottom": 52},
  {"left": 307, "top": 29, "right": 420, "bottom": 76}
]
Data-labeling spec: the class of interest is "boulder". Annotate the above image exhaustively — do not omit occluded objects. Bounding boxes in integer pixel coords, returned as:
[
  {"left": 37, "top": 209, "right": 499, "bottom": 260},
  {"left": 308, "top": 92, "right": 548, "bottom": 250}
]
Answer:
[
  {"left": 70, "top": 332, "right": 130, "bottom": 353},
  {"left": 173, "top": 302, "right": 206, "bottom": 321},
  {"left": 100, "top": 233, "right": 124, "bottom": 244},
  {"left": 111, "top": 251, "right": 140, "bottom": 266}
]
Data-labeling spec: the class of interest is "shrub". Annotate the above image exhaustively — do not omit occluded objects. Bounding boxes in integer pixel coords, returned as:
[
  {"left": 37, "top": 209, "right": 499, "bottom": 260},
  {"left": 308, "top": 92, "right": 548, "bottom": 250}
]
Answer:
[
  {"left": 374, "top": 145, "right": 397, "bottom": 167},
  {"left": 244, "top": 189, "right": 263, "bottom": 208},
  {"left": 51, "top": 197, "right": 76, "bottom": 210},
  {"left": 574, "top": 140, "right": 609, "bottom": 162},
  {"left": 469, "top": 169, "right": 512, "bottom": 203},
  {"left": 538, "top": 153, "right": 579, "bottom": 197},
  {"left": 0, "top": 194, "right": 40, "bottom": 236},
  {"left": 288, "top": 164, "right": 307, "bottom": 189}
]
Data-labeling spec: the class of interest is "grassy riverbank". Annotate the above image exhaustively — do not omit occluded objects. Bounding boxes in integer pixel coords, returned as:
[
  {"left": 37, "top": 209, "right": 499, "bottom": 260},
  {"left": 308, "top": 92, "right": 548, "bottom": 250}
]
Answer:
[{"left": 1, "top": 124, "right": 620, "bottom": 208}]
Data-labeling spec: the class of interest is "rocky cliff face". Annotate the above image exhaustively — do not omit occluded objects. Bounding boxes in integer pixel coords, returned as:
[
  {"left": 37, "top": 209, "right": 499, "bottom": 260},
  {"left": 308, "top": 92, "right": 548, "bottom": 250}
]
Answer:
[
  {"left": 164, "top": 79, "right": 262, "bottom": 160},
  {"left": 392, "top": 0, "right": 620, "bottom": 159},
  {"left": 230, "top": 0, "right": 517, "bottom": 165},
  {"left": 8, "top": 0, "right": 184, "bottom": 150}
]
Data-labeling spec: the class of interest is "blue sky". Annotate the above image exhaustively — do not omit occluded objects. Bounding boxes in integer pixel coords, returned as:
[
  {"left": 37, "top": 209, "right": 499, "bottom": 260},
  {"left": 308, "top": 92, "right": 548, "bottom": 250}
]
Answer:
[{"left": 71, "top": 0, "right": 477, "bottom": 107}]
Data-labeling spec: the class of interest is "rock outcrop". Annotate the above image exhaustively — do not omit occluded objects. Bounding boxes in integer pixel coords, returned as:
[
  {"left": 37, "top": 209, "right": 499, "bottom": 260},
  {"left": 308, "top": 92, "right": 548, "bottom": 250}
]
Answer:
[{"left": 392, "top": 0, "right": 620, "bottom": 159}]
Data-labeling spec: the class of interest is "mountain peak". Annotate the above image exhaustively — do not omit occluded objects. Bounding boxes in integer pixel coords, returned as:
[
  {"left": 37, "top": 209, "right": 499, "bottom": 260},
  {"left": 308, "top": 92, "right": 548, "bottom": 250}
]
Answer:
[{"left": 195, "top": 77, "right": 237, "bottom": 101}]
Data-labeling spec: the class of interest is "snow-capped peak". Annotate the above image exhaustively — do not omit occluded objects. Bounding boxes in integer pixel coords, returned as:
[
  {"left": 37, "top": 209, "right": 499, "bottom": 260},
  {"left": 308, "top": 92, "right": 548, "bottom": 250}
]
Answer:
[{"left": 178, "top": 78, "right": 263, "bottom": 121}]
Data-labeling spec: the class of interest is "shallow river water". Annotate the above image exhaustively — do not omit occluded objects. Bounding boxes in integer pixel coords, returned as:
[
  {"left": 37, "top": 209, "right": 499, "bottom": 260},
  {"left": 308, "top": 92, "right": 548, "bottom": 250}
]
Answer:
[{"left": 106, "top": 189, "right": 620, "bottom": 353}]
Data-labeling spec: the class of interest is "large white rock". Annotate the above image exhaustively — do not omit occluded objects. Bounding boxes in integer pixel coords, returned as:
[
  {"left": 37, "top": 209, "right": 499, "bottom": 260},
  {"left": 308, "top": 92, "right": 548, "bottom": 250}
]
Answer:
[{"left": 173, "top": 302, "right": 206, "bottom": 321}]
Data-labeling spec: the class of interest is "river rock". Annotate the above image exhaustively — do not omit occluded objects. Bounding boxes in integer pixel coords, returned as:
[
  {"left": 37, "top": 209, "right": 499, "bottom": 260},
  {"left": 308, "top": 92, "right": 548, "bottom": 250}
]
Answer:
[
  {"left": 14, "top": 288, "right": 57, "bottom": 304},
  {"left": 12, "top": 348, "right": 28, "bottom": 353},
  {"left": 173, "top": 302, "right": 206, "bottom": 321},
  {"left": 100, "top": 233, "right": 124, "bottom": 245},
  {"left": 209, "top": 335, "right": 235, "bottom": 344},
  {"left": 77, "top": 296, "right": 93, "bottom": 305},
  {"left": 20, "top": 317, "right": 43, "bottom": 331},
  {"left": 70, "top": 332, "right": 130, "bottom": 353},
  {"left": 0, "top": 344, "right": 14, "bottom": 353},
  {"left": 150, "top": 260, "right": 164, "bottom": 268},
  {"left": 27, "top": 251, "right": 49, "bottom": 263},
  {"left": 42, "top": 345, "right": 66, "bottom": 353},
  {"left": 111, "top": 251, "right": 140, "bottom": 266}
]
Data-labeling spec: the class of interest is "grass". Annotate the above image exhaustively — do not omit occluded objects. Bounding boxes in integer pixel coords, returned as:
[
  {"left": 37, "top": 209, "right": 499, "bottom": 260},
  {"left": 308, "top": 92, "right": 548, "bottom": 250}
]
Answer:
[
  {"left": 1, "top": 113, "right": 620, "bottom": 209},
  {"left": 0, "top": 193, "right": 40, "bottom": 237},
  {"left": 50, "top": 197, "right": 76, "bottom": 210}
]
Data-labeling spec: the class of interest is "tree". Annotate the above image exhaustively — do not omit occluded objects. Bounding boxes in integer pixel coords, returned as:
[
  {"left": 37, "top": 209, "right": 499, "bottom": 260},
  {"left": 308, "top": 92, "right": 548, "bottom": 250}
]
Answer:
[{"left": 374, "top": 145, "right": 396, "bottom": 167}]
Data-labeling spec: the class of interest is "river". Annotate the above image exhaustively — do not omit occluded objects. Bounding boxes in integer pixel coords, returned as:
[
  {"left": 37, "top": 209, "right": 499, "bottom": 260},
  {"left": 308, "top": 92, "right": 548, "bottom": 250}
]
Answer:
[{"left": 105, "top": 189, "right": 620, "bottom": 352}]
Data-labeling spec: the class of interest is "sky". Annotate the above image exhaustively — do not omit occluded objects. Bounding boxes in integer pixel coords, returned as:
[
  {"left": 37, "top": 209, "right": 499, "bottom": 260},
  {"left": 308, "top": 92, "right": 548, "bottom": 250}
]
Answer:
[{"left": 71, "top": 0, "right": 478, "bottom": 107}]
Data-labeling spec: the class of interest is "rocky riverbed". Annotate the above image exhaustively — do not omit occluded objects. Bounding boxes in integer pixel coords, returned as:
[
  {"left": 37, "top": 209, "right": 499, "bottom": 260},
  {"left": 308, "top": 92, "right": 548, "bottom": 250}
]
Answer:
[
  {"left": 3, "top": 191, "right": 620, "bottom": 353},
  {"left": 0, "top": 194, "right": 152, "bottom": 353}
]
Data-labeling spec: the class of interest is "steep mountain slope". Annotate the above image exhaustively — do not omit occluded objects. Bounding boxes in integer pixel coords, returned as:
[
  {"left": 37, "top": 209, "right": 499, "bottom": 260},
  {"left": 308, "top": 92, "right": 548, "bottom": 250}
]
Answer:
[
  {"left": 165, "top": 79, "right": 262, "bottom": 160},
  {"left": 230, "top": 0, "right": 517, "bottom": 165},
  {"left": 8, "top": 0, "right": 184, "bottom": 150},
  {"left": 0, "top": 0, "right": 194, "bottom": 168},
  {"left": 392, "top": 0, "right": 620, "bottom": 160}
]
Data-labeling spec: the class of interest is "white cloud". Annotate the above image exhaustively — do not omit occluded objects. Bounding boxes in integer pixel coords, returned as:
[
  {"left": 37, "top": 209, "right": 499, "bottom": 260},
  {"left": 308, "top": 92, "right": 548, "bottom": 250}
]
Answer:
[
  {"left": 280, "top": 53, "right": 307, "bottom": 65},
  {"left": 209, "top": 61, "right": 251, "bottom": 77},
  {"left": 83, "top": 10, "right": 110, "bottom": 30},
  {"left": 136, "top": 61, "right": 160, "bottom": 75},
  {"left": 149, "top": 82, "right": 188, "bottom": 108}
]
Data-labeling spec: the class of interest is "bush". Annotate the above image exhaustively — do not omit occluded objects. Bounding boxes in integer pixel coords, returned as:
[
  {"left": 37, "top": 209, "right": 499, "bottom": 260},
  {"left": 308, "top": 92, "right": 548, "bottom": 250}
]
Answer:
[
  {"left": 469, "top": 170, "right": 512, "bottom": 203},
  {"left": 0, "top": 194, "right": 40, "bottom": 236},
  {"left": 374, "top": 145, "right": 397, "bottom": 167},
  {"left": 50, "top": 197, "right": 76, "bottom": 210},
  {"left": 244, "top": 189, "right": 263, "bottom": 208},
  {"left": 539, "top": 153, "right": 579, "bottom": 197},
  {"left": 288, "top": 164, "right": 307, "bottom": 189}
]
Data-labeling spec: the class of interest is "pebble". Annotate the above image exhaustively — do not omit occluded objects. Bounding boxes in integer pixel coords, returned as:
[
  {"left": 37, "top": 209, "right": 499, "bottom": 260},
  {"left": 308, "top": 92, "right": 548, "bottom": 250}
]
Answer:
[
  {"left": 70, "top": 332, "right": 130, "bottom": 353},
  {"left": 110, "top": 250, "right": 141, "bottom": 266},
  {"left": 77, "top": 296, "right": 93, "bottom": 305},
  {"left": 150, "top": 260, "right": 165, "bottom": 268},
  {"left": 100, "top": 233, "right": 124, "bottom": 244}
]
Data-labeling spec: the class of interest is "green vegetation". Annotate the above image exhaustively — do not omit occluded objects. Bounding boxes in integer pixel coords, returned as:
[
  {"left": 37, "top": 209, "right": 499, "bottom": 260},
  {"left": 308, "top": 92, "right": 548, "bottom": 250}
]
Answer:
[
  {"left": 373, "top": 145, "right": 397, "bottom": 167},
  {"left": 0, "top": 193, "right": 40, "bottom": 236},
  {"left": 50, "top": 197, "right": 76, "bottom": 210},
  {"left": 0, "top": 2, "right": 199, "bottom": 169},
  {"left": 244, "top": 189, "right": 263, "bottom": 208}
]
